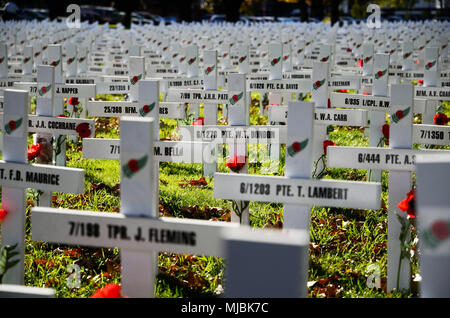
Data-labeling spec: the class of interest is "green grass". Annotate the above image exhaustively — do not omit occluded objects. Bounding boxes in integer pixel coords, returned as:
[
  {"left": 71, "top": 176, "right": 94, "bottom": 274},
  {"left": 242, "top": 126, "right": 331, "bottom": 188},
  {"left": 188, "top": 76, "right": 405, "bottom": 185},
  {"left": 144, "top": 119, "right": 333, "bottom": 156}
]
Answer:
[{"left": 1, "top": 95, "right": 449, "bottom": 298}]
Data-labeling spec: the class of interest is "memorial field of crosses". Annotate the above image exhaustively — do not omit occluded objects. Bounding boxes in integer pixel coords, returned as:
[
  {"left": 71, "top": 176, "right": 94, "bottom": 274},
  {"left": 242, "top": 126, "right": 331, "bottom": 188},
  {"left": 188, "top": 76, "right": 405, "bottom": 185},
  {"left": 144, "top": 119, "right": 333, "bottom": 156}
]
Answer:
[{"left": 0, "top": 7, "right": 449, "bottom": 299}]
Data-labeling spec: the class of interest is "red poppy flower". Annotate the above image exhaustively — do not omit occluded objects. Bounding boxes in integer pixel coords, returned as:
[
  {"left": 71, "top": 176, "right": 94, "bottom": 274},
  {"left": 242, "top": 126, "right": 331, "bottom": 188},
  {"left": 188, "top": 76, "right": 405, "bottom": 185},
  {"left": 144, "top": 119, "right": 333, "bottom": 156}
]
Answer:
[
  {"left": 292, "top": 142, "right": 301, "bottom": 152},
  {"left": 397, "top": 189, "right": 415, "bottom": 219},
  {"left": 431, "top": 220, "right": 449, "bottom": 240},
  {"left": 28, "top": 144, "right": 42, "bottom": 161},
  {"left": 377, "top": 71, "right": 383, "bottom": 78},
  {"left": 365, "top": 57, "right": 370, "bottom": 62},
  {"left": 8, "top": 120, "right": 17, "bottom": 130},
  {"left": 272, "top": 58, "right": 277, "bottom": 64},
  {"left": 346, "top": 48, "right": 352, "bottom": 52},
  {"left": 68, "top": 58, "right": 73, "bottom": 63},
  {"left": 79, "top": 57, "right": 85, "bottom": 62},
  {"left": 51, "top": 61, "right": 57, "bottom": 67},
  {"left": 41, "top": 86, "right": 47, "bottom": 94},
  {"left": 68, "top": 97, "right": 79, "bottom": 106},
  {"left": 226, "top": 156, "right": 247, "bottom": 173},
  {"left": 395, "top": 110, "right": 404, "bottom": 120},
  {"left": 382, "top": 123, "right": 389, "bottom": 142},
  {"left": 323, "top": 140, "right": 336, "bottom": 155},
  {"left": 207, "top": 67, "right": 212, "bottom": 73},
  {"left": 434, "top": 113, "right": 449, "bottom": 125},
  {"left": 427, "top": 62, "right": 433, "bottom": 68},
  {"left": 321, "top": 57, "right": 327, "bottom": 62},
  {"left": 315, "top": 80, "right": 321, "bottom": 88},
  {"left": 232, "top": 95, "right": 239, "bottom": 102},
  {"left": 192, "top": 117, "right": 204, "bottom": 126},
  {"left": 128, "top": 159, "right": 139, "bottom": 173},
  {"left": 132, "top": 76, "right": 139, "bottom": 83},
  {"left": 0, "top": 208, "right": 7, "bottom": 221},
  {"left": 189, "top": 58, "right": 195, "bottom": 64},
  {"left": 90, "top": 284, "right": 122, "bottom": 298},
  {"left": 143, "top": 105, "right": 150, "bottom": 113},
  {"left": 75, "top": 123, "right": 91, "bottom": 138}
]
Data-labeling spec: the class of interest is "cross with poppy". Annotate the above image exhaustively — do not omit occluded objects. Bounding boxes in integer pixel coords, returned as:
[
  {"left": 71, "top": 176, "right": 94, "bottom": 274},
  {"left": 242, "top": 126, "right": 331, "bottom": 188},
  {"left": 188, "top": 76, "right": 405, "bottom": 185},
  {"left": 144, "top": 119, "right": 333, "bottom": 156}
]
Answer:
[
  {"left": 327, "top": 84, "right": 450, "bottom": 292},
  {"left": 214, "top": 101, "right": 382, "bottom": 294},
  {"left": 415, "top": 156, "right": 450, "bottom": 298},
  {"left": 31, "top": 117, "right": 239, "bottom": 298},
  {"left": 1, "top": 89, "right": 85, "bottom": 285}
]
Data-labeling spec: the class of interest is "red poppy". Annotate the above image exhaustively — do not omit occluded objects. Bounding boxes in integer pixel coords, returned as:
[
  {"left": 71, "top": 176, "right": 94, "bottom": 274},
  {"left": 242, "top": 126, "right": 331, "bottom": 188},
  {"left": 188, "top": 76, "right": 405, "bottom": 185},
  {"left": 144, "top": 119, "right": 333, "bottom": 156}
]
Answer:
[
  {"left": 8, "top": 120, "right": 16, "bottom": 130},
  {"left": 68, "top": 97, "right": 79, "bottom": 106},
  {"left": 377, "top": 71, "right": 383, "bottom": 78},
  {"left": 321, "top": 57, "right": 327, "bottom": 62},
  {"left": 434, "top": 113, "right": 449, "bottom": 125},
  {"left": 323, "top": 140, "right": 336, "bottom": 155},
  {"left": 192, "top": 117, "right": 204, "bottom": 126},
  {"left": 207, "top": 67, "right": 212, "bottom": 73},
  {"left": 143, "top": 105, "right": 150, "bottom": 113},
  {"left": 346, "top": 48, "right": 352, "bottom": 52},
  {"left": 284, "top": 55, "right": 288, "bottom": 60},
  {"left": 382, "top": 123, "right": 389, "bottom": 143},
  {"left": 28, "top": 144, "right": 42, "bottom": 161},
  {"left": 79, "top": 57, "right": 85, "bottom": 62},
  {"left": 404, "top": 52, "right": 410, "bottom": 58},
  {"left": 189, "top": 58, "right": 195, "bottom": 64},
  {"left": 128, "top": 159, "right": 139, "bottom": 173},
  {"left": 75, "top": 123, "right": 91, "bottom": 138},
  {"left": 51, "top": 61, "right": 57, "bottom": 66},
  {"left": 395, "top": 110, "right": 404, "bottom": 120},
  {"left": 132, "top": 76, "right": 139, "bottom": 83},
  {"left": 315, "top": 80, "right": 322, "bottom": 88},
  {"left": 0, "top": 209, "right": 7, "bottom": 221},
  {"left": 364, "top": 57, "right": 370, "bottom": 62},
  {"left": 397, "top": 189, "right": 415, "bottom": 219},
  {"left": 90, "top": 284, "right": 122, "bottom": 298},
  {"left": 292, "top": 142, "right": 301, "bottom": 152},
  {"left": 232, "top": 95, "right": 239, "bottom": 102},
  {"left": 41, "top": 86, "right": 47, "bottom": 94},
  {"left": 226, "top": 156, "right": 247, "bottom": 173},
  {"left": 68, "top": 58, "right": 73, "bottom": 63},
  {"left": 427, "top": 62, "right": 433, "bottom": 68},
  {"left": 431, "top": 220, "right": 449, "bottom": 240}
]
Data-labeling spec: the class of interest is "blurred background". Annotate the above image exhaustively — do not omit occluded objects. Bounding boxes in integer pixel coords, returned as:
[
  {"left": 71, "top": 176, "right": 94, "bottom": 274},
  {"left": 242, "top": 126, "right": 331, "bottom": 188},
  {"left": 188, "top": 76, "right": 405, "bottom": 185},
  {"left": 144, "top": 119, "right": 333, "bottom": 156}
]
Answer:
[{"left": 1, "top": 0, "right": 449, "bottom": 27}]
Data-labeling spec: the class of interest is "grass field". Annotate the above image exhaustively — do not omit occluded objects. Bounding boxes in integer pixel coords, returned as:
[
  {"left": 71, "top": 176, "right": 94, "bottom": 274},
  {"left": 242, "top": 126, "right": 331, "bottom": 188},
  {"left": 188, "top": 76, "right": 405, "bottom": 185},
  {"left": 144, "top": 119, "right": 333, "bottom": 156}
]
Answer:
[{"left": 1, "top": 92, "right": 448, "bottom": 298}]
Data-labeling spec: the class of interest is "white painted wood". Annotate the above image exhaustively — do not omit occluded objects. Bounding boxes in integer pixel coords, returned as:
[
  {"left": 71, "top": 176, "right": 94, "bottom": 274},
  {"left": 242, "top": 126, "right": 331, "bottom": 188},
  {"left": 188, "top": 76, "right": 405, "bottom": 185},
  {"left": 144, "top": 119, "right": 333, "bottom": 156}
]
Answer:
[
  {"left": 416, "top": 155, "right": 450, "bottom": 298},
  {"left": 1, "top": 89, "right": 28, "bottom": 284},
  {"left": 0, "top": 284, "right": 55, "bottom": 298}
]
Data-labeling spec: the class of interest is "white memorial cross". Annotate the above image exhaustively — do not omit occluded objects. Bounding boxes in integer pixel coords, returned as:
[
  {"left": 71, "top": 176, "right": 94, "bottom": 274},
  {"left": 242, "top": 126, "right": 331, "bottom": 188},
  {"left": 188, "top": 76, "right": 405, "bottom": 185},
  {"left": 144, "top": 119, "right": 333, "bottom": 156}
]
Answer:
[
  {"left": 214, "top": 101, "right": 382, "bottom": 293},
  {"left": 327, "top": 83, "right": 450, "bottom": 292},
  {"left": 83, "top": 80, "right": 207, "bottom": 164},
  {"left": 416, "top": 154, "right": 450, "bottom": 298},
  {"left": 30, "top": 116, "right": 238, "bottom": 298},
  {"left": 0, "top": 89, "right": 84, "bottom": 285}
]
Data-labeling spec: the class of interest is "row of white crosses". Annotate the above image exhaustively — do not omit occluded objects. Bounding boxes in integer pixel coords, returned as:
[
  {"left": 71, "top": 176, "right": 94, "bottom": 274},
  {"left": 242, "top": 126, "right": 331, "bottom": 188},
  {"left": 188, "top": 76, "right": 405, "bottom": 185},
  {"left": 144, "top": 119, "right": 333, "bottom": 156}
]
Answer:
[
  {"left": 327, "top": 76, "right": 450, "bottom": 293},
  {"left": 30, "top": 114, "right": 309, "bottom": 298}
]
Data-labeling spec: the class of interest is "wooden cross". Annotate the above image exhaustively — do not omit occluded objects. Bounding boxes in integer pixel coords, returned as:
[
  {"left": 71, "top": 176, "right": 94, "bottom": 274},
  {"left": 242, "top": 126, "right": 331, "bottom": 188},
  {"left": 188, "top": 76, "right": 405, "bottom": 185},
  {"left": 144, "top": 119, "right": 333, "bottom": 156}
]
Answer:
[{"left": 0, "top": 88, "right": 85, "bottom": 284}]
